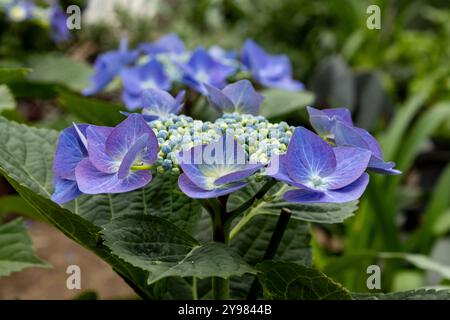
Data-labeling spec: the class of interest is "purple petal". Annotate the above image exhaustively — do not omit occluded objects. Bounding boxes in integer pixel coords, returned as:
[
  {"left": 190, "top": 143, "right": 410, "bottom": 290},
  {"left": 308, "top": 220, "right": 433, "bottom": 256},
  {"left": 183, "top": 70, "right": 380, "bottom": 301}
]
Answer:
[
  {"left": 51, "top": 176, "right": 82, "bottom": 204},
  {"left": 266, "top": 154, "right": 314, "bottom": 190},
  {"left": 105, "top": 114, "right": 158, "bottom": 165},
  {"left": 139, "top": 59, "right": 171, "bottom": 90},
  {"left": 122, "top": 91, "right": 142, "bottom": 111},
  {"left": 214, "top": 163, "right": 263, "bottom": 186},
  {"left": 241, "top": 39, "right": 268, "bottom": 70},
  {"left": 222, "top": 80, "right": 264, "bottom": 115},
  {"left": 53, "top": 124, "right": 88, "bottom": 180},
  {"left": 117, "top": 133, "right": 152, "bottom": 179},
  {"left": 178, "top": 173, "right": 247, "bottom": 199},
  {"left": 141, "top": 88, "right": 181, "bottom": 117},
  {"left": 354, "top": 127, "right": 382, "bottom": 158},
  {"left": 259, "top": 77, "right": 304, "bottom": 91},
  {"left": 139, "top": 33, "right": 185, "bottom": 55},
  {"left": 322, "top": 108, "right": 353, "bottom": 126},
  {"left": 75, "top": 159, "right": 152, "bottom": 194},
  {"left": 205, "top": 83, "right": 234, "bottom": 113},
  {"left": 368, "top": 156, "right": 401, "bottom": 175},
  {"left": 121, "top": 67, "right": 143, "bottom": 95},
  {"left": 307, "top": 106, "right": 353, "bottom": 137},
  {"left": 286, "top": 127, "right": 336, "bottom": 183},
  {"left": 86, "top": 125, "right": 118, "bottom": 174},
  {"left": 284, "top": 173, "right": 369, "bottom": 203},
  {"left": 324, "top": 147, "right": 371, "bottom": 189},
  {"left": 333, "top": 121, "right": 370, "bottom": 150}
]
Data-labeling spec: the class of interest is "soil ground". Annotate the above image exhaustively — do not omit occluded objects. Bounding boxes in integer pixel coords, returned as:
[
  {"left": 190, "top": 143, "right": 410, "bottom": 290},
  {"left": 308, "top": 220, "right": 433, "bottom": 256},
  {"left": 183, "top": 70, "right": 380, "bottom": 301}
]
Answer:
[{"left": 0, "top": 220, "right": 136, "bottom": 300}]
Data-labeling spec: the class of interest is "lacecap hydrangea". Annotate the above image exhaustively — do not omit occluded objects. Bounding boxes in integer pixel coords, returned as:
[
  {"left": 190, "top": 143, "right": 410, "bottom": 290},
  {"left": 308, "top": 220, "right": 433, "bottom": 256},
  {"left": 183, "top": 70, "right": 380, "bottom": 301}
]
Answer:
[{"left": 52, "top": 80, "right": 400, "bottom": 205}]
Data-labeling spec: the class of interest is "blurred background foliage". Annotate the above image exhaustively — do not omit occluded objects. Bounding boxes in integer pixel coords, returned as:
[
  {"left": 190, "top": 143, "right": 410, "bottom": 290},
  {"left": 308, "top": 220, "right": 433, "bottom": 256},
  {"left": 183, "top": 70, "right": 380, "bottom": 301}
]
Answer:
[{"left": 0, "top": 0, "right": 449, "bottom": 295}]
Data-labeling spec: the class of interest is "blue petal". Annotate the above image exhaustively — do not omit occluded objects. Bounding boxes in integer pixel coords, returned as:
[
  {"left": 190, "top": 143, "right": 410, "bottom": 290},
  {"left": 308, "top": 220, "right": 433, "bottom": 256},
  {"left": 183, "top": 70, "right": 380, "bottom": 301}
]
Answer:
[
  {"left": 53, "top": 124, "right": 88, "bottom": 180},
  {"left": 214, "top": 163, "right": 263, "bottom": 186},
  {"left": 178, "top": 173, "right": 247, "bottom": 199},
  {"left": 141, "top": 88, "right": 181, "bottom": 118},
  {"left": 122, "top": 91, "right": 142, "bottom": 111},
  {"left": 105, "top": 114, "right": 158, "bottom": 166},
  {"left": 222, "top": 80, "right": 264, "bottom": 115},
  {"left": 286, "top": 127, "right": 336, "bottom": 183},
  {"left": 139, "top": 33, "right": 185, "bottom": 55},
  {"left": 75, "top": 159, "right": 152, "bottom": 194},
  {"left": 86, "top": 125, "right": 118, "bottom": 174},
  {"left": 324, "top": 147, "right": 371, "bottom": 189},
  {"left": 241, "top": 39, "right": 269, "bottom": 71},
  {"left": 51, "top": 176, "right": 82, "bottom": 204},
  {"left": 205, "top": 83, "right": 234, "bottom": 113},
  {"left": 284, "top": 173, "right": 369, "bottom": 203}
]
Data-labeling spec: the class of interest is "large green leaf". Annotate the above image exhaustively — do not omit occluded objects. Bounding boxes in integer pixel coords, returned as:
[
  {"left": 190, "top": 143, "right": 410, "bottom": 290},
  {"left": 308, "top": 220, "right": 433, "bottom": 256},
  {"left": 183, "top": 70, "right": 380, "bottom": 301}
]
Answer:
[
  {"left": 26, "top": 54, "right": 92, "bottom": 92},
  {"left": 0, "top": 67, "right": 30, "bottom": 84},
  {"left": 354, "top": 288, "right": 450, "bottom": 300},
  {"left": 260, "top": 89, "right": 314, "bottom": 119},
  {"left": 256, "top": 261, "right": 352, "bottom": 300},
  {"left": 58, "top": 89, "right": 126, "bottom": 126},
  {"left": 103, "top": 214, "right": 255, "bottom": 284},
  {"left": 0, "top": 116, "right": 196, "bottom": 298},
  {"left": 0, "top": 85, "right": 16, "bottom": 112},
  {"left": 0, "top": 218, "right": 49, "bottom": 277}
]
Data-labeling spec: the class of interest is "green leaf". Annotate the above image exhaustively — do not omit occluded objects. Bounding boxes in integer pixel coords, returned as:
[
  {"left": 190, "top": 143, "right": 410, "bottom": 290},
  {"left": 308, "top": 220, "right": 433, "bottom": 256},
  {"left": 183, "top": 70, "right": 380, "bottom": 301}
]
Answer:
[
  {"left": 229, "top": 215, "right": 311, "bottom": 298},
  {"left": 0, "top": 85, "right": 16, "bottom": 112},
  {"left": 260, "top": 89, "right": 314, "bottom": 119},
  {"left": 0, "top": 67, "right": 30, "bottom": 84},
  {"left": 0, "top": 218, "right": 49, "bottom": 277},
  {"left": 103, "top": 214, "right": 254, "bottom": 284},
  {"left": 58, "top": 89, "right": 126, "bottom": 126},
  {"left": 256, "top": 261, "right": 352, "bottom": 300},
  {"left": 26, "top": 54, "right": 92, "bottom": 92},
  {"left": 354, "top": 288, "right": 450, "bottom": 300},
  {"left": 0, "top": 117, "right": 170, "bottom": 298},
  {"left": 408, "top": 162, "right": 450, "bottom": 252},
  {"left": 228, "top": 180, "right": 358, "bottom": 239},
  {"left": 0, "top": 195, "right": 44, "bottom": 221}
]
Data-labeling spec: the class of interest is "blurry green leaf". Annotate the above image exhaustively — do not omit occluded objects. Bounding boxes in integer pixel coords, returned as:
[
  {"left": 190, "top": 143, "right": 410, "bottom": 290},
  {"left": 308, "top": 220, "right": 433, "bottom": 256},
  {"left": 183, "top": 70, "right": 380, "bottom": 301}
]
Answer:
[
  {"left": 103, "top": 215, "right": 254, "bottom": 284},
  {"left": 256, "top": 261, "right": 352, "bottom": 300},
  {"left": 354, "top": 288, "right": 450, "bottom": 300},
  {"left": 311, "top": 55, "right": 355, "bottom": 110},
  {"left": 354, "top": 72, "right": 391, "bottom": 130},
  {"left": 392, "top": 271, "right": 424, "bottom": 292},
  {"left": 408, "top": 162, "right": 450, "bottom": 252},
  {"left": 380, "top": 252, "right": 450, "bottom": 280},
  {"left": 73, "top": 290, "right": 98, "bottom": 300},
  {"left": 0, "top": 67, "right": 30, "bottom": 84},
  {"left": 395, "top": 102, "right": 450, "bottom": 173},
  {"left": 260, "top": 89, "right": 314, "bottom": 119},
  {"left": 0, "top": 85, "right": 16, "bottom": 112},
  {"left": 0, "top": 218, "right": 49, "bottom": 277},
  {"left": 426, "top": 239, "right": 450, "bottom": 286},
  {"left": 380, "top": 77, "right": 435, "bottom": 160},
  {"left": 58, "top": 90, "right": 126, "bottom": 126},
  {"left": 0, "top": 195, "right": 44, "bottom": 221},
  {"left": 26, "top": 54, "right": 92, "bottom": 92}
]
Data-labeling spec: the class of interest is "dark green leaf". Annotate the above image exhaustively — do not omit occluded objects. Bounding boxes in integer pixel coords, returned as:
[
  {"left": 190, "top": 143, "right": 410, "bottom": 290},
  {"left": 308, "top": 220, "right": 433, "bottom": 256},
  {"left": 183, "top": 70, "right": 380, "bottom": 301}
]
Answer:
[
  {"left": 0, "top": 67, "right": 30, "bottom": 84},
  {"left": 0, "top": 218, "right": 49, "bottom": 277},
  {"left": 58, "top": 89, "right": 126, "bottom": 126},
  {"left": 256, "top": 261, "right": 352, "bottom": 300},
  {"left": 354, "top": 289, "right": 450, "bottom": 300},
  {"left": 103, "top": 214, "right": 254, "bottom": 284}
]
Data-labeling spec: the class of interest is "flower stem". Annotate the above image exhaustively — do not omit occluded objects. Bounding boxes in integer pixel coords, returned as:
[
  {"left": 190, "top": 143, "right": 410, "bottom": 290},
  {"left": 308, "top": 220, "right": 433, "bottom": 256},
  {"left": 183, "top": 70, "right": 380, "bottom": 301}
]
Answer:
[
  {"left": 211, "top": 195, "right": 230, "bottom": 300},
  {"left": 247, "top": 208, "right": 292, "bottom": 300}
]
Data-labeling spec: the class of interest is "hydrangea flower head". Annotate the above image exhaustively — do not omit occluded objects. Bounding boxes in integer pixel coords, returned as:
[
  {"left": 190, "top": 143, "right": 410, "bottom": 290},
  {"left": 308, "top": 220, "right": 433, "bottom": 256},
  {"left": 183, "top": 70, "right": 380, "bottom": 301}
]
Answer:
[
  {"left": 205, "top": 80, "right": 264, "bottom": 115},
  {"left": 177, "top": 134, "right": 263, "bottom": 198},
  {"left": 52, "top": 123, "right": 88, "bottom": 204},
  {"left": 179, "top": 47, "right": 236, "bottom": 94},
  {"left": 83, "top": 38, "right": 139, "bottom": 96},
  {"left": 242, "top": 39, "right": 304, "bottom": 91},
  {"left": 267, "top": 127, "right": 371, "bottom": 203},
  {"left": 121, "top": 59, "right": 171, "bottom": 110},
  {"left": 75, "top": 114, "right": 158, "bottom": 195}
]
